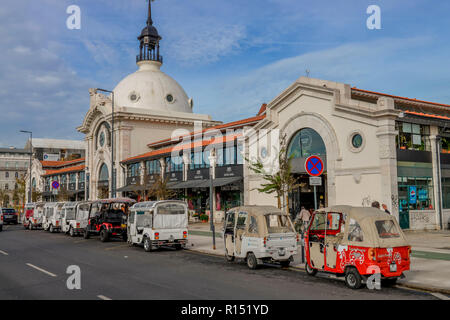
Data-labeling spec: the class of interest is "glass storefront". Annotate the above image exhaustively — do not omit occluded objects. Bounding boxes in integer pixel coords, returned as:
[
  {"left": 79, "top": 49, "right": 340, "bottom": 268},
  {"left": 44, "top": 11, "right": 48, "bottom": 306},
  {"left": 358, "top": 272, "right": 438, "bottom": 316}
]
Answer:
[{"left": 396, "top": 122, "right": 430, "bottom": 151}]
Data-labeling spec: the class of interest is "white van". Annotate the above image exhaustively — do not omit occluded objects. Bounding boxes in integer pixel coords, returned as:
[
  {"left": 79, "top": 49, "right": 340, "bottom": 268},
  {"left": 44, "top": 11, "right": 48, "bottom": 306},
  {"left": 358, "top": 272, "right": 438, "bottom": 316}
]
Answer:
[
  {"left": 67, "top": 201, "right": 91, "bottom": 237},
  {"left": 28, "top": 202, "right": 45, "bottom": 230},
  {"left": 43, "top": 202, "right": 64, "bottom": 233},
  {"left": 128, "top": 200, "right": 188, "bottom": 252},
  {"left": 61, "top": 202, "right": 78, "bottom": 234}
]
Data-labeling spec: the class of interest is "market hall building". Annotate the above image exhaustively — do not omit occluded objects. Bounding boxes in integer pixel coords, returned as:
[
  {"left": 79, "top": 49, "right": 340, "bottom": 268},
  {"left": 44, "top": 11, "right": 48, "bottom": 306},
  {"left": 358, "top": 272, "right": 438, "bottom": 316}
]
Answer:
[{"left": 25, "top": 1, "right": 450, "bottom": 230}]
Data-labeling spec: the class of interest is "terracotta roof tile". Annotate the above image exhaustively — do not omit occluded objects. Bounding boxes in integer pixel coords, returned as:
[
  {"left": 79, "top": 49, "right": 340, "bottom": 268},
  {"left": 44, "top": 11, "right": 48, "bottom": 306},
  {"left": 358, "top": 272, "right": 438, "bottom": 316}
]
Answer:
[
  {"left": 44, "top": 164, "right": 85, "bottom": 176},
  {"left": 41, "top": 157, "right": 85, "bottom": 168}
]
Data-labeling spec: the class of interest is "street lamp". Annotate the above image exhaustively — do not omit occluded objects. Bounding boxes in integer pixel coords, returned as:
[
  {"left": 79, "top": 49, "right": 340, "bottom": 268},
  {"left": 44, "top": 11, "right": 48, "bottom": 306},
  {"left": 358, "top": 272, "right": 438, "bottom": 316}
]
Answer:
[
  {"left": 20, "top": 130, "right": 32, "bottom": 203},
  {"left": 95, "top": 88, "right": 116, "bottom": 198}
]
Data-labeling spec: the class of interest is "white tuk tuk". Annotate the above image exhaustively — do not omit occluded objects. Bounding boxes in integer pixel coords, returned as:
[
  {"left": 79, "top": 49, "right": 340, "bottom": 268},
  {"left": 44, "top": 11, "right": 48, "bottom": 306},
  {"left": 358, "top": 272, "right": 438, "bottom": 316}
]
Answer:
[
  {"left": 28, "top": 202, "right": 45, "bottom": 230},
  {"left": 61, "top": 202, "right": 78, "bottom": 234},
  {"left": 128, "top": 200, "right": 188, "bottom": 252},
  {"left": 223, "top": 206, "right": 298, "bottom": 269},
  {"left": 43, "top": 202, "right": 64, "bottom": 233},
  {"left": 67, "top": 201, "right": 91, "bottom": 237}
]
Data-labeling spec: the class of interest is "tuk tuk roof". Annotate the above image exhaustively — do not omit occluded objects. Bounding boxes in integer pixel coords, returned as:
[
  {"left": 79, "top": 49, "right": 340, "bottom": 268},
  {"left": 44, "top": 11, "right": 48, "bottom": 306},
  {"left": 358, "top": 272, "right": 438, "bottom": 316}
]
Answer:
[
  {"left": 131, "top": 200, "right": 187, "bottom": 210},
  {"left": 62, "top": 202, "right": 79, "bottom": 209},
  {"left": 44, "top": 202, "right": 59, "bottom": 208},
  {"left": 228, "top": 205, "right": 287, "bottom": 217},
  {"left": 91, "top": 198, "right": 136, "bottom": 205},
  {"left": 316, "top": 205, "right": 409, "bottom": 247}
]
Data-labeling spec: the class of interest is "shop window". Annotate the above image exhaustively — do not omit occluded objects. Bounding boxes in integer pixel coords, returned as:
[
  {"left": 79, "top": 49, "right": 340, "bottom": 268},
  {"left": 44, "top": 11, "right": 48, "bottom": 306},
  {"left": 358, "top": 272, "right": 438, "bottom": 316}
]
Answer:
[
  {"left": 146, "top": 159, "right": 161, "bottom": 174},
  {"left": 396, "top": 122, "right": 430, "bottom": 151},
  {"left": 398, "top": 176, "right": 434, "bottom": 211},
  {"left": 166, "top": 156, "right": 183, "bottom": 173},
  {"left": 69, "top": 173, "right": 76, "bottom": 183},
  {"left": 79, "top": 172, "right": 85, "bottom": 182},
  {"left": 189, "top": 151, "right": 209, "bottom": 170},
  {"left": 127, "top": 163, "right": 140, "bottom": 177}
]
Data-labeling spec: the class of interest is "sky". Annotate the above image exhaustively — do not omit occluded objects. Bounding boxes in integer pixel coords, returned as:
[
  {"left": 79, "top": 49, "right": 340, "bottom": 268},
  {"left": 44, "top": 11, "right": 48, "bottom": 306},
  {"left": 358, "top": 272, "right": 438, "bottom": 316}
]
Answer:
[{"left": 1, "top": 0, "right": 450, "bottom": 147}]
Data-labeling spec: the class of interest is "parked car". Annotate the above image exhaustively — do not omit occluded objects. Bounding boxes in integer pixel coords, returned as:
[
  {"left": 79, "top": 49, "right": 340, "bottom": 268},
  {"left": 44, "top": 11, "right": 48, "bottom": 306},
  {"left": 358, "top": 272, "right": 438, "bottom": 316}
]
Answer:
[
  {"left": 304, "top": 205, "right": 411, "bottom": 289},
  {"left": 1, "top": 208, "right": 18, "bottom": 225},
  {"left": 128, "top": 200, "right": 188, "bottom": 251},
  {"left": 0, "top": 210, "right": 3, "bottom": 231},
  {"left": 27, "top": 202, "right": 45, "bottom": 230},
  {"left": 23, "top": 203, "right": 35, "bottom": 229},
  {"left": 223, "top": 206, "right": 298, "bottom": 269},
  {"left": 83, "top": 198, "right": 136, "bottom": 242},
  {"left": 67, "top": 201, "right": 91, "bottom": 237},
  {"left": 61, "top": 202, "right": 78, "bottom": 234},
  {"left": 43, "top": 202, "right": 64, "bottom": 233}
]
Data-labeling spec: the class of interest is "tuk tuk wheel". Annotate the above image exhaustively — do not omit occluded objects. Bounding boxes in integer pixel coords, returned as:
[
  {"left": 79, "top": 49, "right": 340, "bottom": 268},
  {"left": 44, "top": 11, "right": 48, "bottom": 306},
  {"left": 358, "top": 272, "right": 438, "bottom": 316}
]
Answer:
[
  {"left": 69, "top": 227, "right": 75, "bottom": 237},
  {"left": 345, "top": 268, "right": 362, "bottom": 289},
  {"left": 29, "top": 223, "right": 32, "bottom": 230},
  {"left": 143, "top": 237, "right": 153, "bottom": 252},
  {"left": 49, "top": 225, "right": 54, "bottom": 233},
  {"left": 305, "top": 263, "right": 318, "bottom": 276},
  {"left": 83, "top": 229, "right": 90, "bottom": 239},
  {"left": 246, "top": 252, "right": 258, "bottom": 270},
  {"left": 100, "top": 229, "right": 109, "bottom": 242}
]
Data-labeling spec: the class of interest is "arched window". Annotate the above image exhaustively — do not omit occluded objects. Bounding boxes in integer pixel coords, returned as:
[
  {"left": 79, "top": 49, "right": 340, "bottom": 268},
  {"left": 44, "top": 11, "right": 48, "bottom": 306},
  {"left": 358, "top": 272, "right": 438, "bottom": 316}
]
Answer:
[
  {"left": 287, "top": 128, "right": 326, "bottom": 159},
  {"left": 99, "top": 163, "right": 109, "bottom": 181},
  {"left": 32, "top": 178, "right": 36, "bottom": 189},
  {"left": 5, "top": 172, "right": 9, "bottom": 178}
]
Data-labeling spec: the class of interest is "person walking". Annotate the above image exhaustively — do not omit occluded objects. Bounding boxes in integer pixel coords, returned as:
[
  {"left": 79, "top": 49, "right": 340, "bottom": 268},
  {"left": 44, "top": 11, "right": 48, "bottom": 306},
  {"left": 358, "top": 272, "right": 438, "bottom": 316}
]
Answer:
[
  {"left": 296, "top": 206, "right": 311, "bottom": 233},
  {"left": 371, "top": 201, "right": 391, "bottom": 215}
]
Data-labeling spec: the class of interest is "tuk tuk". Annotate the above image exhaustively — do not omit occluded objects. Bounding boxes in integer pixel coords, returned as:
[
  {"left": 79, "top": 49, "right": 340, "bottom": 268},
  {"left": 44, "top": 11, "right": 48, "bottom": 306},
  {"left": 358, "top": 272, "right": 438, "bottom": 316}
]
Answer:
[
  {"left": 23, "top": 203, "right": 35, "bottom": 229},
  {"left": 67, "top": 201, "right": 91, "bottom": 237},
  {"left": 304, "top": 205, "right": 411, "bottom": 289},
  {"left": 83, "top": 198, "right": 135, "bottom": 242},
  {"left": 61, "top": 202, "right": 78, "bottom": 234},
  {"left": 46, "top": 202, "right": 65, "bottom": 233},
  {"left": 223, "top": 206, "right": 298, "bottom": 269},
  {"left": 27, "top": 202, "right": 45, "bottom": 230},
  {"left": 128, "top": 200, "right": 189, "bottom": 252}
]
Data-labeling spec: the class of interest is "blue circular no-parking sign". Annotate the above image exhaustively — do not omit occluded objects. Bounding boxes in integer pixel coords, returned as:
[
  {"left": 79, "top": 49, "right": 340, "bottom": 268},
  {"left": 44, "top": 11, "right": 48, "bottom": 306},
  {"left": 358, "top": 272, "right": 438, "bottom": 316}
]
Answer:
[
  {"left": 52, "top": 181, "right": 60, "bottom": 189},
  {"left": 305, "top": 156, "right": 324, "bottom": 177}
]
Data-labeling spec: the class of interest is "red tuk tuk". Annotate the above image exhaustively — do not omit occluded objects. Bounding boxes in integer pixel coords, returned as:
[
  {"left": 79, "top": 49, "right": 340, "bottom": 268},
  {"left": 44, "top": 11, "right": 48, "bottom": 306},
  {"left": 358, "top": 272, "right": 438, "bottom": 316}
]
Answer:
[{"left": 305, "top": 205, "right": 411, "bottom": 289}]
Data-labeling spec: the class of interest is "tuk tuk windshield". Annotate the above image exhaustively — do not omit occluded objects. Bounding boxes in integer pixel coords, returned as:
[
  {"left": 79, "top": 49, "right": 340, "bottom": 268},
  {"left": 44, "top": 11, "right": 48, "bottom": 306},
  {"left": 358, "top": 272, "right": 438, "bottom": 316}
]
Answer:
[
  {"left": 157, "top": 203, "right": 186, "bottom": 215},
  {"left": 375, "top": 220, "right": 400, "bottom": 239},
  {"left": 65, "top": 208, "right": 76, "bottom": 220},
  {"left": 265, "top": 214, "right": 294, "bottom": 233},
  {"left": 310, "top": 212, "right": 341, "bottom": 231}
]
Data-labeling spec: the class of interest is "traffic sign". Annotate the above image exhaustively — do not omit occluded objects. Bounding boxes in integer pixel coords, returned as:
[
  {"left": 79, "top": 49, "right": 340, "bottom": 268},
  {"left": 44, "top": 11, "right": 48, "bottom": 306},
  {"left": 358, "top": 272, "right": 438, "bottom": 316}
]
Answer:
[
  {"left": 309, "top": 176, "right": 322, "bottom": 186},
  {"left": 305, "top": 155, "right": 324, "bottom": 177},
  {"left": 52, "top": 181, "right": 60, "bottom": 189}
]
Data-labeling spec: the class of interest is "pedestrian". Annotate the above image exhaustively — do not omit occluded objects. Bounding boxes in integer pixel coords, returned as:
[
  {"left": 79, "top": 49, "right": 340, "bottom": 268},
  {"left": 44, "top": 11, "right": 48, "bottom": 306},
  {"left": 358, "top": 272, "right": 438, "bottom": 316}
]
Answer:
[
  {"left": 371, "top": 201, "right": 390, "bottom": 215},
  {"left": 296, "top": 206, "right": 311, "bottom": 234}
]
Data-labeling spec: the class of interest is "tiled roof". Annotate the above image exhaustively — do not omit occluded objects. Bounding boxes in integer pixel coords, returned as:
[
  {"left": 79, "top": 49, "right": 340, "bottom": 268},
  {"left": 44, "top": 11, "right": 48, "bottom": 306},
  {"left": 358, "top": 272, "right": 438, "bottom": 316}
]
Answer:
[
  {"left": 41, "top": 157, "right": 85, "bottom": 168},
  {"left": 44, "top": 164, "right": 85, "bottom": 176},
  {"left": 147, "top": 114, "right": 265, "bottom": 148},
  {"left": 352, "top": 88, "right": 450, "bottom": 109},
  {"left": 405, "top": 111, "right": 450, "bottom": 121},
  {"left": 257, "top": 103, "right": 267, "bottom": 116},
  {"left": 123, "top": 132, "right": 243, "bottom": 164}
]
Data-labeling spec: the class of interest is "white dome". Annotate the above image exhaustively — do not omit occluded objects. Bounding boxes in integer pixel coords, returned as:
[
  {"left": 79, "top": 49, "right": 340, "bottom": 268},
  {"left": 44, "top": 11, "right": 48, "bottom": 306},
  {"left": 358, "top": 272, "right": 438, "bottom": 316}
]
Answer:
[{"left": 113, "top": 61, "right": 193, "bottom": 113}]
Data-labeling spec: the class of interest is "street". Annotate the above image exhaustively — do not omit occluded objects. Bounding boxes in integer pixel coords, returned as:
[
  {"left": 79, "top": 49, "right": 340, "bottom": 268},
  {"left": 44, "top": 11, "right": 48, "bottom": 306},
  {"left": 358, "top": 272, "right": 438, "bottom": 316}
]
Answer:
[{"left": 0, "top": 224, "right": 440, "bottom": 300}]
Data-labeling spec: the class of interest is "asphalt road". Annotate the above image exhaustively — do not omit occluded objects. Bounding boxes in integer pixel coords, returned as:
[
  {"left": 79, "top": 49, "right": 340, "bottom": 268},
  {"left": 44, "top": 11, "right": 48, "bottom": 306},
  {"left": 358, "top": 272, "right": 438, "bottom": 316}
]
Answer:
[{"left": 0, "top": 224, "right": 439, "bottom": 300}]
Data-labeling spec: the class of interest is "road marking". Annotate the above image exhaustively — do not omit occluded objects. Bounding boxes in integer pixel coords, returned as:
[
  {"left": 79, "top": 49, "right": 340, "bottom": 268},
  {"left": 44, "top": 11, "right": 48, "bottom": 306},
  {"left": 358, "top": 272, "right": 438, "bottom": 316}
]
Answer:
[
  {"left": 74, "top": 240, "right": 88, "bottom": 243},
  {"left": 431, "top": 292, "right": 450, "bottom": 300},
  {"left": 0, "top": 250, "right": 8, "bottom": 256},
  {"left": 26, "top": 263, "right": 57, "bottom": 277},
  {"left": 97, "top": 295, "right": 112, "bottom": 300}
]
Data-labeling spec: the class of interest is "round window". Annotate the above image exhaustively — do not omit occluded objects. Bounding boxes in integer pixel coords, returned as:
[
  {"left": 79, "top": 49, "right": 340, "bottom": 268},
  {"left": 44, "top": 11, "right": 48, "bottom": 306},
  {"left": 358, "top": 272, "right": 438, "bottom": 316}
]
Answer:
[
  {"left": 129, "top": 91, "right": 140, "bottom": 102},
  {"left": 166, "top": 94, "right": 174, "bottom": 103},
  {"left": 352, "top": 134, "right": 363, "bottom": 149}
]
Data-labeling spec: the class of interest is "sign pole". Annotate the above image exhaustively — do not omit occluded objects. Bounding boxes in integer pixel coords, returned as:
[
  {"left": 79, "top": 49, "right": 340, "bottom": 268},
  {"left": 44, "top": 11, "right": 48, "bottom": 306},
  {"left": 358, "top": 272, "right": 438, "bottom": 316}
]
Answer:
[{"left": 314, "top": 186, "right": 317, "bottom": 210}]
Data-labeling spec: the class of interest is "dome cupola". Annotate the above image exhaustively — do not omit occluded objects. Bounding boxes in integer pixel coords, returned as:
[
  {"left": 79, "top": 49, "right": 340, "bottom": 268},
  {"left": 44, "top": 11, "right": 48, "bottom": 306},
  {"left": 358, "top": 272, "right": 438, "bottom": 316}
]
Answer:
[{"left": 137, "top": 0, "right": 162, "bottom": 64}]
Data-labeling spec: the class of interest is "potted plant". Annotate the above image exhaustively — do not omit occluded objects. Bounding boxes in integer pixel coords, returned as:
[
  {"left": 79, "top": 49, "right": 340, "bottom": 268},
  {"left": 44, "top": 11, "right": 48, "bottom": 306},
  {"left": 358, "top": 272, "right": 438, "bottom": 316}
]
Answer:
[{"left": 199, "top": 214, "right": 209, "bottom": 222}]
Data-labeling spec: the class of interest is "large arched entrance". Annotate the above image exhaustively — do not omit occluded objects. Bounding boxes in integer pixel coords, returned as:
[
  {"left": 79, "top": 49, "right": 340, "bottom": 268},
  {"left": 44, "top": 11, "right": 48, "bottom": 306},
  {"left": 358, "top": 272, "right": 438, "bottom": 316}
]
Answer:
[
  {"left": 97, "top": 163, "right": 109, "bottom": 199},
  {"left": 287, "top": 128, "right": 327, "bottom": 213}
]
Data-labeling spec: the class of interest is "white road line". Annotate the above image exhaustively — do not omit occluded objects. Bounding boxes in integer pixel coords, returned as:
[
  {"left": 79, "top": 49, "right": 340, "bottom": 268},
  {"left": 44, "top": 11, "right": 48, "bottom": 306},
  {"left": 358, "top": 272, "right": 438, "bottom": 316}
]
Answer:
[
  {"left": 26, "top": 263, "right": 57, "bottom": 277},
  {"left": 431, "top": 292, "right": 450, "bottom": 300},
  {"left": 0, "top": 250, "right": 8, "bottom": 256},
  {"left": 97, "top": 295, "right": 112, "bottom": 300}
]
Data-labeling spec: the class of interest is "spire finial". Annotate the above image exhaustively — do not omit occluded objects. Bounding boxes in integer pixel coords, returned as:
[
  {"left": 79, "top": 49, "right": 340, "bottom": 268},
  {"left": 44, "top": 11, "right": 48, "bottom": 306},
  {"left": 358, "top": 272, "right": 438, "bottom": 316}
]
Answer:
[{"left": 147, "top": 0, "right": 154, "bottom": 26}]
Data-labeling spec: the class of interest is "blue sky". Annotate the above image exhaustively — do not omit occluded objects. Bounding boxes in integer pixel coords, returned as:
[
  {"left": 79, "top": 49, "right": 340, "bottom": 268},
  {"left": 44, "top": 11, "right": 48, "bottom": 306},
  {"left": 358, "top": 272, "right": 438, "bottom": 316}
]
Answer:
[{"left": 1, "top": 0, "right": 450, "bottom": 147}]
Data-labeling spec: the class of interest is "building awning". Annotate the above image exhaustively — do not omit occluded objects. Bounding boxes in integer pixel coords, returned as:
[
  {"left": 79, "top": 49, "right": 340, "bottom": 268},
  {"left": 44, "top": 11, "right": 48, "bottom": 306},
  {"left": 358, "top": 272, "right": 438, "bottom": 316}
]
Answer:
[
  {"left": 168, "top": 177, "right": 242, "bottom": 189},
  {"left": 117, "top": 185, "right": 144, "bottom": 192}
]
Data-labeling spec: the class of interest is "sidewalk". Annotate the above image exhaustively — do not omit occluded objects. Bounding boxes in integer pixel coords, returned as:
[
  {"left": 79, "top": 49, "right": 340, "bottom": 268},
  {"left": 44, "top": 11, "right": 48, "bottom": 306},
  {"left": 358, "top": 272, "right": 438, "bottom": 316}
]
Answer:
[{"left": 187, "top": 223, "right": 450, "bottom": 294}]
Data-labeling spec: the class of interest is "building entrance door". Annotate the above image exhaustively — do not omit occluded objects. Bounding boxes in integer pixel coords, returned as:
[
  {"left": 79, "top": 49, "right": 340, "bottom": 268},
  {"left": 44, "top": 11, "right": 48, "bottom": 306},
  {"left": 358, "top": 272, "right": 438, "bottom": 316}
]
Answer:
[{"left": 289, "top": 174, "right": 327, "bottom": 217}]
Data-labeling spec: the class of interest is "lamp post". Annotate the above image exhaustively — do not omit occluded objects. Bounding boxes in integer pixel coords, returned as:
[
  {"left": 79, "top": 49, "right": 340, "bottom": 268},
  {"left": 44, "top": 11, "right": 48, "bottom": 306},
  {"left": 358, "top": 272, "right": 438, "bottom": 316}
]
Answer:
[
  {"left": 20, "top": 130, "right": 32, "bottom": 203},
  {"left": 96, "top": 88, "right": 116, "bottom": 198},
  {"left": 209, "top": 150, "right": 216, "bottom": 250}
]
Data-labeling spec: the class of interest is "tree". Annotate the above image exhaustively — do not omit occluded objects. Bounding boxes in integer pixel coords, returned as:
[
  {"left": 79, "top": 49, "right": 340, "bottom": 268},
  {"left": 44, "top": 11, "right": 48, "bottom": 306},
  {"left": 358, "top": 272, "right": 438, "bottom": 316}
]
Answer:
[
  {"left": 16, "top": 176, "right": 26, "bottom": 205},
  {"left": 31, "top": 188, "right": 42, "bottom": 202},
  {"left": 148, "top": 174, "right": 176, "bottom": 201},
  {"left": 57, "top": 187, "right": 69, "bottom": 202},
  {"left": 246, "top": 134, "right": 298, "bottom": 212}
]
